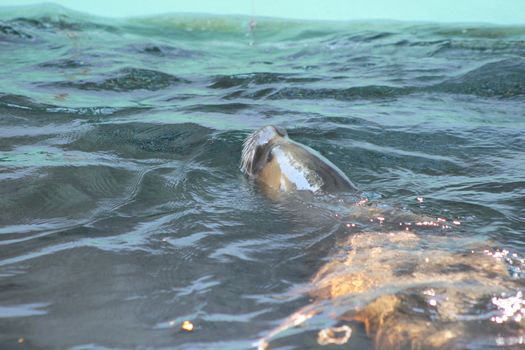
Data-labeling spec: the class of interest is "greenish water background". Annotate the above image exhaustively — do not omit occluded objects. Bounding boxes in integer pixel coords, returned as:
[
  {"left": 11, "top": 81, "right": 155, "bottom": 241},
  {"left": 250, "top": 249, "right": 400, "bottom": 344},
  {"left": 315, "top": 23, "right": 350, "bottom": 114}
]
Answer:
[
  {"left": 1, "top": 3, "right": 525, "bottom": 349},
  {"left": 1, "top": 0, "right": 525, "bottom": 24}
]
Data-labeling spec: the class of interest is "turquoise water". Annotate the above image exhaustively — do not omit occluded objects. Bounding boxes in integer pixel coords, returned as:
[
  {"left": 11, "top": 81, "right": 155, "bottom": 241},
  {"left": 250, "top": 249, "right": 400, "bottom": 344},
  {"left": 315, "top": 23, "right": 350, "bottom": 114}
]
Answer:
[{"left": 1, "top": 4, "right": 525, "bottom": 349}]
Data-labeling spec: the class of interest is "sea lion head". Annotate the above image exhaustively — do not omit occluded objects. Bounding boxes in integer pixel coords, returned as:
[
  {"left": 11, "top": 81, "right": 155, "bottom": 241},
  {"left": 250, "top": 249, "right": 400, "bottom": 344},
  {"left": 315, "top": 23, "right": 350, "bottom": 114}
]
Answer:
[
  {"left": 240, "top": 125, "right": 357, "bottom": 194},
  {"left": 240, "top": 125, "right": 287, "bottom": 177}
]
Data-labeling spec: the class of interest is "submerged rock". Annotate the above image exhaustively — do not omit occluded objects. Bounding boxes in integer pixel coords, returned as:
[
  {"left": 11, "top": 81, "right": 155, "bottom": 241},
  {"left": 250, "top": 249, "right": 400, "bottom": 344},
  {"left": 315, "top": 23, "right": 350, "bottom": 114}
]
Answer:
[{"left": 259, "top": 231, "right": 525, "bottom": 349}]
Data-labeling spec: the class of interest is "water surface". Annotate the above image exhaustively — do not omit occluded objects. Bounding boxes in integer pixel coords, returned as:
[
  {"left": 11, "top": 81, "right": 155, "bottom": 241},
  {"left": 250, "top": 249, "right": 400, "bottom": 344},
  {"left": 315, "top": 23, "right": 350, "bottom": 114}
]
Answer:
[{"left": 1, "top": 4, "right": 525, "bottom": 349}]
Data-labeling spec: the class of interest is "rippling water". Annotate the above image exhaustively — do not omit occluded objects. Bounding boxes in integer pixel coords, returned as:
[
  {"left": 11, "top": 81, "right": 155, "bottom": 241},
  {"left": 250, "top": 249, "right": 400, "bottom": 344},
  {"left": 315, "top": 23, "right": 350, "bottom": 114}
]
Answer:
[{"left": 1, "top": 4, "right": 525, "bottom": 349}]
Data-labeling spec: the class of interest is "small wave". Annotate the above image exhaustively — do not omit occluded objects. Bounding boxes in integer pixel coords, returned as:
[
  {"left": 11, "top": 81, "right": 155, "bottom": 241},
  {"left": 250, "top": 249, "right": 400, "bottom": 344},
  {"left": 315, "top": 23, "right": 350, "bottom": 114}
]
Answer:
[
  {"left": 267, "top": 85, "right": 410, "bottom": 101},
  {"left": 39, "top": 58, "right": 89, "bottom": 69},
  {"left": 431, "top": 58, "right": 525, "bottom": 98},
  {"left": 430, "top": 39, "right": 525, "bottom": 57},
  {"left": 430, "top": 24, "right": 525, "bottom": 39},
  {"left": 0, "top": 94, "right": 150, "bottom": 123},
  {"left": 0, "top": 22, "right": 33, "bottom": 40},
  {"left": 0, "top": 93, "right": 53, "bottom": 111},
  {"left": 181, "top": 103, "right": 251, "bottom": 114},
  {"left": 67, "top": 122, "right": 213, "bottom": 160},
  {"left": 209, "top": 73, "right": 320, "bottom": 89},
  {"left": 345, "top": 31, "right": 396, "bottom": 43},
  {"left": 44, "top": 106, "right": 149, "bottom": 117},
  {"left": 7, "top": 15, "right": 118, "bottom": 34},
  {"left": 0, "top": 303, "right": 49, "bottom": 317},
  {"left": 222, "top": 88, "right": 276, "bottom": 100},
  {"left": 125, "top": 44, "right": 199, "bottom": 59},
  {"left": 53, "top": 67, "right": 189, "bottom": 92}
]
